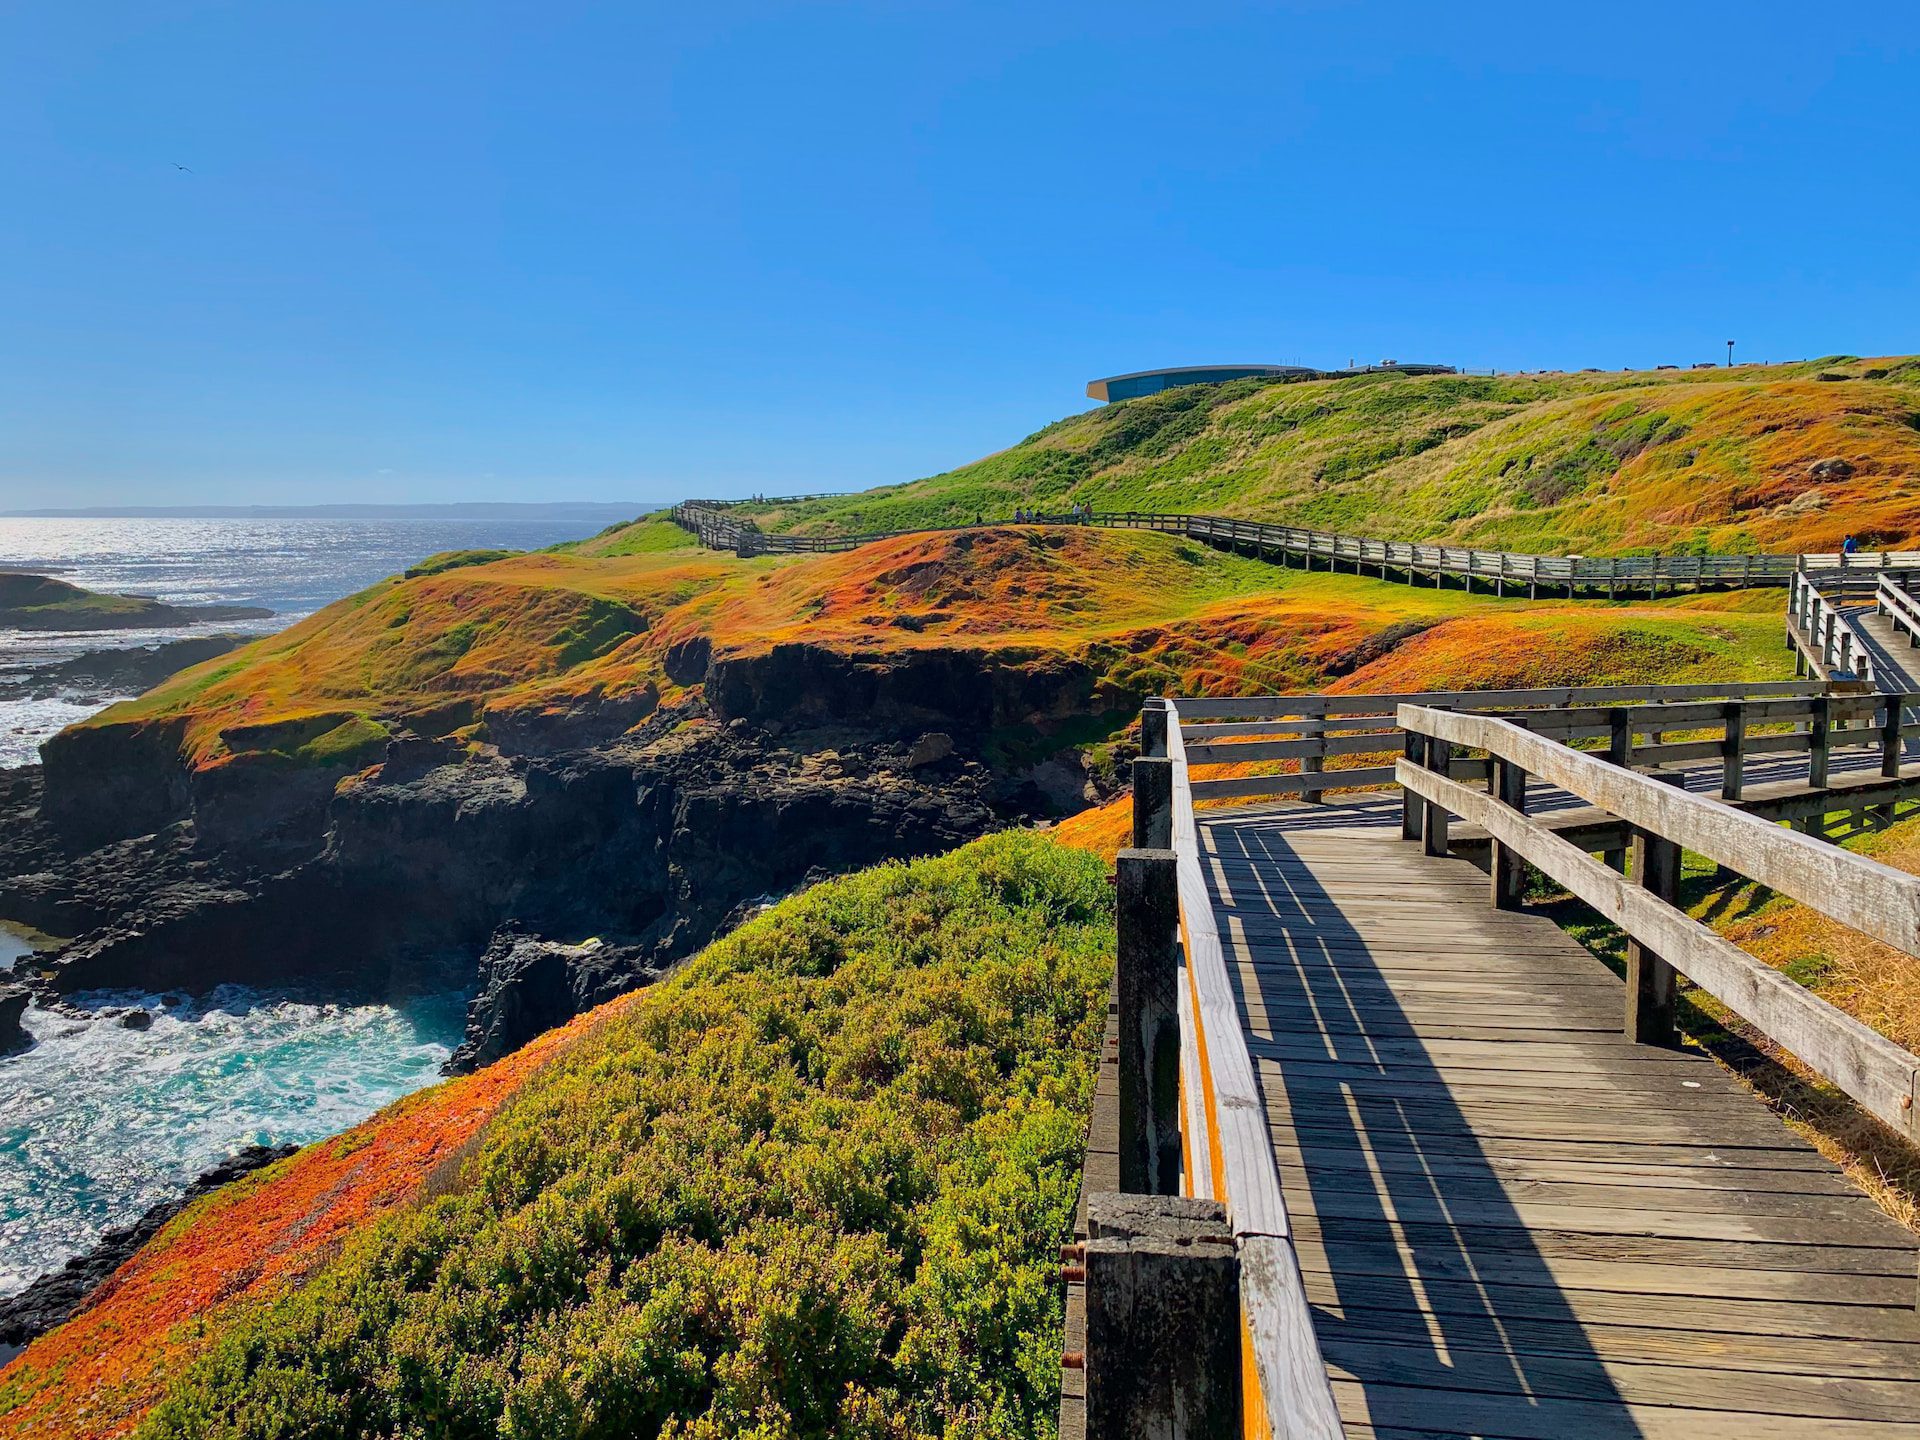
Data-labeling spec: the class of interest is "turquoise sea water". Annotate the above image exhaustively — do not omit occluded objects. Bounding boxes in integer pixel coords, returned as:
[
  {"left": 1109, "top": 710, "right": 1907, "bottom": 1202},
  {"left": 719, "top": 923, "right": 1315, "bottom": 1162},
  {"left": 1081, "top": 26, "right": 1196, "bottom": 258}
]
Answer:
[
  {"left": 0, "top": 518, "right": 593, "bottom": 1299},
  {"left": 0, "top": 942, "right": 465, "bottom": 1297}
]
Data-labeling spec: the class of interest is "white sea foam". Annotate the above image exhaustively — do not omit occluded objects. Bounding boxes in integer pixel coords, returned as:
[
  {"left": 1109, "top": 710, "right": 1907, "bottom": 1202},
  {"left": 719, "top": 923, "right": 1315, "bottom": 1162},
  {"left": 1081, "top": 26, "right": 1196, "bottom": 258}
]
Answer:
[
  {"left": 0, "top": 513, "right": 604, "bottom": 763},
  {"left": 0, "top": 516, "right": 594, "bottom": 1298},
  {"left": 0, "top": 985, "right": 465, "bottom": 1297}
]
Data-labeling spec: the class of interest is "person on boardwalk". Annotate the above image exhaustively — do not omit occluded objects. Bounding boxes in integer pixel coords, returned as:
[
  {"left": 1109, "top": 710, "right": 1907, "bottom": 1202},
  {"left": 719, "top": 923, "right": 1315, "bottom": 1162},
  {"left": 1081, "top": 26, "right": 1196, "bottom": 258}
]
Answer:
[{"left": 1842, "top": 533, "right": 1860, "bottom": 558}]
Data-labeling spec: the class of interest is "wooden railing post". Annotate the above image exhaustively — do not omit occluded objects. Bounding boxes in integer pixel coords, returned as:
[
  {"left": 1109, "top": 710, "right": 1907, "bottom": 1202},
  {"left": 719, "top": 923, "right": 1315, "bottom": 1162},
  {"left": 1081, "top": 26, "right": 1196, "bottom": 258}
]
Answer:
[
  {"left": 1140, "top": 698, "right": 1169, "bottom": 760},
  {"left": 1721, "top": 702, "right": 1746, "bottom": 802},
  {"left": 1489, "top": 750, "right": 1528, "bottom": 909},
  {"left": 1884, "top": 695, "right": 1905, "bottom": 781},
  {"left": 1608, "top": 710, "right": 1633, "bottom": 768},
  {"left": 1626, "top": 772, "right": 1686, "bottom": 1047},
  {"left": 1132, "top": 758, "right": 1173, "bottom": 851},
  {"left": 1114, "top": 850, "right": 1181, "bottom": 1196},
  {"left": 1082, "top": 1193, "right": 1240, "bottom": 1440},
  {"left": 1422, "top": 734, "right": 1453, "bottom": 857},
  {"left": 1399, "top": 729, "right": 1424, "bottom": 843},
  {"left": 1808, "top": 695, "right": 1832, "bottom": 791},
  {"left": 1300, "top": 731, "right": 1326, "bottom": 804},
  {"left": 1603, "top": 710, "right": 1633, "bottom": 872}
]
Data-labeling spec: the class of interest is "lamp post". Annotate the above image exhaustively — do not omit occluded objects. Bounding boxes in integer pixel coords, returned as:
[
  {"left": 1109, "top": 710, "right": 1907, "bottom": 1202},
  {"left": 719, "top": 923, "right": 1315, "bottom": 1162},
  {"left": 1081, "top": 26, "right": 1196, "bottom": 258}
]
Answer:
[{"left": 1726, "top": 339, "right": 1735, "bottom": 368}]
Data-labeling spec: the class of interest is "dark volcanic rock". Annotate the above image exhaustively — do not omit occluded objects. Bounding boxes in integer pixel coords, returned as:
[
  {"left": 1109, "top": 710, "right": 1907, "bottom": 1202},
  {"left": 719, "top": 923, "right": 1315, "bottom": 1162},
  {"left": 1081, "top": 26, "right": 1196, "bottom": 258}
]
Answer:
[
  {"left": 38, "top": 718, "right": 194, "bottom": 849},
  {"left": 447, "top": 926, "right": 664, "bottom": 1073},
  {"left": 483, "top": 686, "right": 661, "bottom": 756},
  {"left": 0, "top": 986, "right": 29, "bottom": 1055},
  {"left": 0, "top": 635, "right": 249, "bottom": 703},
  {"left": 0, "top": 1143, "right": 296, "bottom": 1349},
  {"left": 10, "top": 627, "right": 1120, "bottom": 1061},
  {"left": 21, "top": 721, "right": 1014, "bottom": 1012},
  {"left": 707, "top": 642, "right": 1099, "bottom": 736}
]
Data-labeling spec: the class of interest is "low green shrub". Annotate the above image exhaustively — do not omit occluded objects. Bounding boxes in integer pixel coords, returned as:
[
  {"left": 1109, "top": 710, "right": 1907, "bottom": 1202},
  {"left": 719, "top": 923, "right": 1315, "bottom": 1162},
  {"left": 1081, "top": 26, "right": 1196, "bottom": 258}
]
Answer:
[{"left": 142, "top": 832, "right": 1112, "bottom": 1440}]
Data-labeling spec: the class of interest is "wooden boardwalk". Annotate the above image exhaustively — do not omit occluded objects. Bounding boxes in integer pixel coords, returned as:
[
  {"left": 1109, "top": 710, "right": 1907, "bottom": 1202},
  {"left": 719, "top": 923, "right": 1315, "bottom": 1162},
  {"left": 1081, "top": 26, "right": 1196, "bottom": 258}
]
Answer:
[{"left": 1199, "top": 800, "right": 1920, "bottom": 1439}]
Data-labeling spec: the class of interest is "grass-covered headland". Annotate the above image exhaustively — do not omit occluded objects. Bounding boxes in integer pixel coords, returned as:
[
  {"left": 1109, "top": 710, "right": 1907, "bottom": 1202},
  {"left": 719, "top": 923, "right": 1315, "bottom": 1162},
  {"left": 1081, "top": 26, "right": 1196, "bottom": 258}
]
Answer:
[{"left": 0, "top": 833, "right": 1111, "bottom": 1440}]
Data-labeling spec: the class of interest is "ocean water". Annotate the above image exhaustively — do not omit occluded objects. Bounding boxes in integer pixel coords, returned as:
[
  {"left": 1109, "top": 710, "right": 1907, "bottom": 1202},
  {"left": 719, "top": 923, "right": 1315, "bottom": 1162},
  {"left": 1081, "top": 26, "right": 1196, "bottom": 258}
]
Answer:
[
  {"left": 0, "top": 515, "right": 621, "bottom": 766},
  {"left": 0, "top": 516, "right": 602, "bottom": 1299},
  {"left": 0, "top": 975, "right": 466, "bottom": 1297}
]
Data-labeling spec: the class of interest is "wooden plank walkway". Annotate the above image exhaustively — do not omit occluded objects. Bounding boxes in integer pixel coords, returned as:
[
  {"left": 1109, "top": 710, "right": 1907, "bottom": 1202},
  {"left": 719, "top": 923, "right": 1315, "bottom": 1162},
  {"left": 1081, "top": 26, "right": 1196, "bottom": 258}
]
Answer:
[{"left": 1197, "top": 801, "right": 1920, "bottom": 1439}]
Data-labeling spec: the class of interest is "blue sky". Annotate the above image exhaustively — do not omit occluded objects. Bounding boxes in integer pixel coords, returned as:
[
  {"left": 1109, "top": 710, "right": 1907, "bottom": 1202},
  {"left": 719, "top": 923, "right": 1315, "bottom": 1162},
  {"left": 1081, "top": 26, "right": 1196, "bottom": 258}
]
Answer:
[{"left": 2, "top": 2, "right": 1916, "bottom": 508}]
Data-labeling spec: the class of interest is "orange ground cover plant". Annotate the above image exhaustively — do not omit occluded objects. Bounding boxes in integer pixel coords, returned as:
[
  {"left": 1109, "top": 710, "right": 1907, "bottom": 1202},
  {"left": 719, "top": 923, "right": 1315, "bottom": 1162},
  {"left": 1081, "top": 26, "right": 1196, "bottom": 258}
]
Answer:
[{"left": 0, "top": 1004, "right": 616, "bottom": 1440}]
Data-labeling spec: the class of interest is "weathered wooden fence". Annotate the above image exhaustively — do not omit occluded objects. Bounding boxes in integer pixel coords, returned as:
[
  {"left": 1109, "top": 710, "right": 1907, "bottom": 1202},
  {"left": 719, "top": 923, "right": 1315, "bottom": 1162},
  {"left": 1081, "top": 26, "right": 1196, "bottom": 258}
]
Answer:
[
  {"left": 1882, "top": 570, "right": 1920, "bottom": 648},
  {"left": 1169, "top": 680, "right": 1847, "bottom": 801},
  {"left": 1395, "top": 703, "right": 1920, "bottom": 1143},
  {"left": 1084, "top": 698, "right": 1343, "bottom": 1439},
  {"left": 1076, "top": 680, "right": 1920, "bottom": 1436},
  {"left": 672, "top": 500, "right": 1919, "bottom": 598},
  {"left": 1789, "top": 566, "right": 1883, "bottom": 684}
]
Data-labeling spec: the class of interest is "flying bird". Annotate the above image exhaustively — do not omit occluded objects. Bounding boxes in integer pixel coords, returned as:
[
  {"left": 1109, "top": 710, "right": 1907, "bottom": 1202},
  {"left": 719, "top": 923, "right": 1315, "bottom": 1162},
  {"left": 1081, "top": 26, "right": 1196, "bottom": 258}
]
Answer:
[{"left": 172, "top": 163, "right": 192, "bottom": 172}]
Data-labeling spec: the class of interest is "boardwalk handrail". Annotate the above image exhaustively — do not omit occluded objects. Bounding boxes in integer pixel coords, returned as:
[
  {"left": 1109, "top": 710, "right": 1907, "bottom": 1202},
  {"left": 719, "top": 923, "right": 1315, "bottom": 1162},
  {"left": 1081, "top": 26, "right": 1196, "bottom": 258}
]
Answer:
[
  {"left": 671, "top": 499, "right": 1919, "bottom": 595},
  {"left": 1166, "top": 700, "right": 1344, "bottom": 1438},
  {"left": 1881, "top": 571, "right": 1920, "bottom": 648},
  {"left": 1790, "top": 567, "right": 1874, "bottom": 685},
  {"left": 1174, "top": 680, "right": 1847, "bottom": 804},
  {"left": 1396, "top": 703, "right": 1920, "bottom": 1142}
]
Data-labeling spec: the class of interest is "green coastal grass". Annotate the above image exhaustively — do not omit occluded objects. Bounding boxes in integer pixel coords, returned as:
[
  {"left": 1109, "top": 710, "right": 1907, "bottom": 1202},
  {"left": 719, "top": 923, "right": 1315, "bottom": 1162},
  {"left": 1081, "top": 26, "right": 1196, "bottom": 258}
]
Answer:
[
  {"left": 141, "top": 832, "right": 1112, "bottom": 1440},
  {"left": 721, "top": 358, "right": 1920, "bottom": 556}
]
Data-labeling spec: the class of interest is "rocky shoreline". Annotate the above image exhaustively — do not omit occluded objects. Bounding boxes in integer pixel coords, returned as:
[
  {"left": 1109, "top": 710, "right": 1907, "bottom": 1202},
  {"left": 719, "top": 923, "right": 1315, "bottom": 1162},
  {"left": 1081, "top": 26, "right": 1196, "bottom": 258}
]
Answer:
[
  {"left": 0, "top": 633, "right": 1125, "bottom": 1327},
  {"left": 0, "top": 634, "right": 249, "bottom": 703},
  {"left": 0, "top": 1143, "right": 297, "bottom": 1355}
]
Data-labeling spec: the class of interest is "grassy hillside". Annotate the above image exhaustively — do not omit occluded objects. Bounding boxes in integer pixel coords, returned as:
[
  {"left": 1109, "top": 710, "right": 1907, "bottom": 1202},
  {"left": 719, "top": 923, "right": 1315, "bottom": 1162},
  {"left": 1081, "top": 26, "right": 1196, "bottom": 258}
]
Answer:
[
  {"left": 735, "top": 357, "right": 1920, "bottom": 555},
  {"left": 0, "top": 833, "right": 1111, "bottom": 1440},
  {"left": 75, "top": 524, "right": 1794, "bottom": 780}
]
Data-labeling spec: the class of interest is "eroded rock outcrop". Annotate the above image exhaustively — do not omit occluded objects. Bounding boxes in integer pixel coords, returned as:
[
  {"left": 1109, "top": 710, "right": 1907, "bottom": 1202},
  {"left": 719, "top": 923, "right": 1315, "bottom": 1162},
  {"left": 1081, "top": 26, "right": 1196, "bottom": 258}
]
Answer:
[
  {"left": 0, "top": 985, "right": 29, "bottom": 1055},
  {"left": 7, "top": 620, "right": 1128, "bottom": 1071},
  {"left": 448, "top": 929, "right": 663, "bottom": 1073},
  {"left": 5, "top": 710, "right": 1065, "bottom": 1064}
]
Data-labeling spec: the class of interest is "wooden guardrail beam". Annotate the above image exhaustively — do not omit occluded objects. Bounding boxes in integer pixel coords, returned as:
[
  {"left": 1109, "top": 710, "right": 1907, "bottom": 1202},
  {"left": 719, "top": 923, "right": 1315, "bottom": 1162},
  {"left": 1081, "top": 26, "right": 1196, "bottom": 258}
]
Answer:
[
  {"left": 1396, "top": 705, "right": 1920, "bottom": 1142},
  {"left": 1164, "top": 703, "right": 1344, "bottom": 1439},
  {"left": 1400, "top": 705, "right": 1920, "bottom": 954}
]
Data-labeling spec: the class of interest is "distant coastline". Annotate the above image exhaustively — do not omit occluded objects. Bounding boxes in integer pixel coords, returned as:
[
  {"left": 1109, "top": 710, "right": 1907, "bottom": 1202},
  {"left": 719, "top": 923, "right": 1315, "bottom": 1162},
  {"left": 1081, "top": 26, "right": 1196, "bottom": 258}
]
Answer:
[{"left": 3, "top": 502, "right": 664, "bottom": 521}]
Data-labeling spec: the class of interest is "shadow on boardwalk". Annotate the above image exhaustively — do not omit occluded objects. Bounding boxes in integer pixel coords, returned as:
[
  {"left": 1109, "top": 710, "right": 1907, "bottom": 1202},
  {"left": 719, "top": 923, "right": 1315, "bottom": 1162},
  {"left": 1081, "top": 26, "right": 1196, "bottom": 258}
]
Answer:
[{"left": 1204, "top": 810, "right": 1644, "bottom": 1437}]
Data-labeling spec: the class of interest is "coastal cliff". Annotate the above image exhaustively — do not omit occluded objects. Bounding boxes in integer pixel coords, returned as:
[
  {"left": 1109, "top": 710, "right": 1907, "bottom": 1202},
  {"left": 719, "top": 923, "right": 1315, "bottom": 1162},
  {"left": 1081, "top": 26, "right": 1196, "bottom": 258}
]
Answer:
[{"left": 4, "top": 361, "right": 1891, "bottom": 1436}]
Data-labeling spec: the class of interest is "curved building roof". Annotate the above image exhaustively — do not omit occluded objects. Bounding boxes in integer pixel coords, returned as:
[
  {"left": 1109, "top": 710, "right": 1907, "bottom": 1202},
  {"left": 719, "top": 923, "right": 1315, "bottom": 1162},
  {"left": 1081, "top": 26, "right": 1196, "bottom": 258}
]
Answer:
[
  {"left": 1086, "top": 361, "right": 1456, "bottom": 402},
  {"left": 1085, "top": 364, "right": 1318, "bottom": 403}
]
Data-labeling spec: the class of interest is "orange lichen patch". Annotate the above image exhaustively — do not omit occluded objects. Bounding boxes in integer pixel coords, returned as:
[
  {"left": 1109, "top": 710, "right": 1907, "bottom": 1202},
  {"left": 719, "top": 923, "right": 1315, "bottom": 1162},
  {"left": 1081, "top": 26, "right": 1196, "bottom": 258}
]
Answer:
[
  {"left": 73, "top": 530, "right": 1439, "bottom": 773},
  {"left": 0, "top": 1001, "right": 623, "bottom": 1440},
  {"left": 73, "top": 524, "right": 1789, "bottom": 804},
  {"left": 1050, "top": 796, "right": 1131, "bottom": 862},
  {"left": 1331, "top": 604, "right": 1774, "bottom": 694},
  {"left": 1717, "top": 818, "right": 1920, "bottom": 1055},
  {"left": 81, "top": 549, "right": 748, "bottom": 767},
  {"left": 650, "top": 527, "right": 1275, "bottom": 657}
]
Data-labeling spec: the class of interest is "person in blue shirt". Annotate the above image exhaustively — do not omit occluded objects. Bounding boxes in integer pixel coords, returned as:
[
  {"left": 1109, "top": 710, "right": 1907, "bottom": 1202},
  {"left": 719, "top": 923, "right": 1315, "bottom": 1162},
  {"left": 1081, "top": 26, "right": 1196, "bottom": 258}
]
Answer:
[{"left": 1842, "top": 534, "right": 1860, "bottom": 557}]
